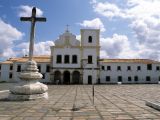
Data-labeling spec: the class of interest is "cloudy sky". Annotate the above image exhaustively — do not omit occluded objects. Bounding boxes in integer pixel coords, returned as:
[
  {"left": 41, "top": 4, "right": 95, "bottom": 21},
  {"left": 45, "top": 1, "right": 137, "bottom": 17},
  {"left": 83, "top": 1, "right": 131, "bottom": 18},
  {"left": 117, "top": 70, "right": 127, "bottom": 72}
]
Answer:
[{"left": 0, "top": 0, "right": 160, "bottom": 61}]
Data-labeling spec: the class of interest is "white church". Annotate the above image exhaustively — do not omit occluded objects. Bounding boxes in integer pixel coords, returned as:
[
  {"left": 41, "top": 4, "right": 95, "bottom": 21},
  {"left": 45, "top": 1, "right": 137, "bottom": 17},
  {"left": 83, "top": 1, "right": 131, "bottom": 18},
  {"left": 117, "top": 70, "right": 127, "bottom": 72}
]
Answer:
[{"left": 0, "top": 29, "right": 160, "bottom": 84}]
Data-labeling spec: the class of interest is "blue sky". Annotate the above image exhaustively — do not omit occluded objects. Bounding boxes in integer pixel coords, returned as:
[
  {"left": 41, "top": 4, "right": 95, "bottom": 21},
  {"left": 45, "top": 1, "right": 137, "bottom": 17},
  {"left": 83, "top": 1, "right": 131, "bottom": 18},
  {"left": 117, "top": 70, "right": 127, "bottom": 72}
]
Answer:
[
  {"left": 1, "top": 0, "right": 94, "bottom": 40},
  {"left": 0, "top": 0, "right": 160, "bottom": 61}
]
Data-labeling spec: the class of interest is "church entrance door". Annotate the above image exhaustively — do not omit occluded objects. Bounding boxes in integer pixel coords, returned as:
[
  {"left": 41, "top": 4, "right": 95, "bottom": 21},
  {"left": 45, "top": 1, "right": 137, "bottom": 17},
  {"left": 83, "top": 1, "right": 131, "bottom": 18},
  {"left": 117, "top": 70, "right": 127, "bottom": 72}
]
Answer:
[
  {"left": 72, "top": 71, "right": 80, "bottom": 84},
  {"left": 63, "top": 71, "right": 70, "bottom": 84},
  {"left": 54, "top": 71, "right": 61, "bottom": 84}
]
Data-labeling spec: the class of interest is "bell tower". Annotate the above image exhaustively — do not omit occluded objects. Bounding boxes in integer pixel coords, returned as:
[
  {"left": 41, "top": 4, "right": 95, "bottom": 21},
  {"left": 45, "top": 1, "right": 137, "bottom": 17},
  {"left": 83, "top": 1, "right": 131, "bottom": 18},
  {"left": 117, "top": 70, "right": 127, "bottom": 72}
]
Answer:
[{"left": 81, "top": 29, "right": 100, "bottom": 84}]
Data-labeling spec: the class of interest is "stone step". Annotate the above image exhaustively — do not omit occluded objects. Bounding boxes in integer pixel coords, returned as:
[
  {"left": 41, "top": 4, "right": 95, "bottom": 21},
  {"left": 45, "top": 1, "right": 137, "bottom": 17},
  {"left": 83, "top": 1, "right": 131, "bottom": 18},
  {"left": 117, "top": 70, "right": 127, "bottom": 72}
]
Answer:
[{"left": 146, "top": 101, "right": 160, "bottom": 111}]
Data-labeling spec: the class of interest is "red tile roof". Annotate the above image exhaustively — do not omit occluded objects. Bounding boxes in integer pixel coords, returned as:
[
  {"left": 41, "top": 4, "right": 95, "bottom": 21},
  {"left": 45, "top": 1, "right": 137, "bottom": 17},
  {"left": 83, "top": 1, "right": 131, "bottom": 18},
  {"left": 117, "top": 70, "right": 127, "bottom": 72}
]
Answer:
[
  {"left": 0, "top": 55, "right": 50, "bottom": 64},
  {"left": 100, "top": 59, "right": 160, "bottom": 64},
  {"left": 1, "top": 56, "right": 159, "bottom": 64}
]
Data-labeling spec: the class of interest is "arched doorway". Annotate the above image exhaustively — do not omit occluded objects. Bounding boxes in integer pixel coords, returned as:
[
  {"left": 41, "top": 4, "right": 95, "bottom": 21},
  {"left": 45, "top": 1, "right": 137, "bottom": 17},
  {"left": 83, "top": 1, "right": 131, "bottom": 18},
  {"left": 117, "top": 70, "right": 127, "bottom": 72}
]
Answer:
[
  {"left": 54, "top": 71, "right": 61, "bottom": 84},
  {"left": 63, "top": 71, "right": 70, "bottom": 84},
  {"left": 72, "top": 71, "right": 80, "bottom": 84}
]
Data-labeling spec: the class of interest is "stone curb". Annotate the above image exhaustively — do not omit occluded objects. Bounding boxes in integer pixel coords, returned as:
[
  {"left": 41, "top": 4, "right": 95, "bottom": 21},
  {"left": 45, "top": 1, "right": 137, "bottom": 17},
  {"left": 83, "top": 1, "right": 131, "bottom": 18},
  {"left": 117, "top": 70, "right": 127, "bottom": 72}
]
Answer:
[{"left": 146, "top": 101, "right": 160, "bottom": 111}]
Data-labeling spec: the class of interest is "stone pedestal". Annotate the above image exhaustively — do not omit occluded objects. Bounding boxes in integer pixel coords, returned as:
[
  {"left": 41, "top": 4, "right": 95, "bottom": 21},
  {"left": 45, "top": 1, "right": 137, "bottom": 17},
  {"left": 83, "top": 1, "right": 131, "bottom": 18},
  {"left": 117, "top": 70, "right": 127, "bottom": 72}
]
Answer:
[{"left": 8, "top": 60, "right": 48, "bottom": 101}]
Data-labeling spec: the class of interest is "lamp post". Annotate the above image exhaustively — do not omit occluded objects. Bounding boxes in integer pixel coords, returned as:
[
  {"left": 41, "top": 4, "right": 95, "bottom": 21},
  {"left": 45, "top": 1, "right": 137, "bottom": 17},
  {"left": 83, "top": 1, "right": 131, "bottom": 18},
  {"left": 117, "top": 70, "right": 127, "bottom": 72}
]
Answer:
[
  {"left": 82, "top": 59, "right": 95, "bottom": 105},
  {"left": 92, "top": 66, "right": 95, "bottom": 105},
  {"left": 82, "top": 59, "right": 87, "bottom": 84}
]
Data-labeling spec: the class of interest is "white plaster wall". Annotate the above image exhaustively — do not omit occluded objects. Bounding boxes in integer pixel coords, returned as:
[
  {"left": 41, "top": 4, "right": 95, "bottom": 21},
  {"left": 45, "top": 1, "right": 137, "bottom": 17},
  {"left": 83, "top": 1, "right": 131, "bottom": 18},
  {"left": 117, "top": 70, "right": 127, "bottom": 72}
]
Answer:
[
  {"left": 81, "top": 29, "right": 100, "bottom": 84},
  {"left": 12, "top": 62, "right": 50, "bottom": 83},
  {"left": 52, "top": 47, "right": 81, "bottom": 68},
  {"left": 100, "top": 62, "right": 160, "bottom": 84},
  {"left": 82, "top": 48, "right": 98, "bottom": 68},
  {"left": 37, "top": 63, "right": 50, "bottom": 83},
  {"left": 83, "top": 70, "right": 98, "bottom": 84},
  {"left": 0, "top": 64, "right": 10, "bottom": 82},
  {"left": 81, "top": 29, "right": 98, "bottom": 46},
  {"left": 13, "top": 62, "right": 25, "bottom": 82},
  {"left": 55, "top": 32, "right": 80, "bottom": 46}
]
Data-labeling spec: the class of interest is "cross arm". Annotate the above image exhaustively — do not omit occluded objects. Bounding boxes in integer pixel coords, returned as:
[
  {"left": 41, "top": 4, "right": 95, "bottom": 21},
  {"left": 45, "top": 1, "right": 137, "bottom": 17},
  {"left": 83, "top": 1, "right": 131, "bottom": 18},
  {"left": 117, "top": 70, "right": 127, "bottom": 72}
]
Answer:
[
  {"left": 35, "top": 17, "right": 46, "bottom": 22},
  {"left": 20, "top": 17, "right": 32, "bottom": 21}
]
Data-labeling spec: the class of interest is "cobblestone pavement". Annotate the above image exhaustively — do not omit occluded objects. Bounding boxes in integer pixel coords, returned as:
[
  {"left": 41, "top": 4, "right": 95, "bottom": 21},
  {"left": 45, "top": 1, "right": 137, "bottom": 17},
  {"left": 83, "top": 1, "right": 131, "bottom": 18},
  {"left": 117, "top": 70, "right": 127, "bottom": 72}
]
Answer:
[
  {"left": 0, "top": 83, "right": 15, "bottom": 91},
  {"left": 0, "top": 84, "right": 160, "bottom": 120}
]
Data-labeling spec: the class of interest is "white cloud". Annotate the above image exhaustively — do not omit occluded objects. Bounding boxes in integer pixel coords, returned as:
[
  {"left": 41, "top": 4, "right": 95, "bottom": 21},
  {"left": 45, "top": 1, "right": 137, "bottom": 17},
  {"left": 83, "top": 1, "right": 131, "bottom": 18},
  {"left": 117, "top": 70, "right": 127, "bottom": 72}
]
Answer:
[
  {"left": 76, "top": 35, "right": 81, "bottom": 41},
  {"left": 100, "top": 34, "right": 138, "bottom": 59},
  {"left": 126, "top": 0, "right": 160, "bottom": 19},
  {"left": 79, "top": 18, "right": 106, "bottom": 32},
  {"left": 16, "top": 41, "right": 54, "bottom": 56},
  {"left": 100, "top": 50, "right": 109, "bottom": 58},
  {"left": 18, "top": 5, "right": 43, "bottom": 17},
  {"left": 0, "top": 18, "right": 54, "bottom": 60},
  {"left": 90, "top": 0, "right": 97, "bottom": 4},
  {"left": 92, "top": 2, "right": 126, "bottom": 19},
  {"left": 91, "top": 0, "right": 160, "bottom": 20},
  {"left": 2, "top": 48, "right": 16, "bottom": 58},
  {"left": 91, "top": 0, "right": 160, "bottom": 60},
  {"left": 34, "top": 41, "right": 54, "bottom": 55},
  {"left": 0, "top": 19, "right": 23, "bottom": 59}
]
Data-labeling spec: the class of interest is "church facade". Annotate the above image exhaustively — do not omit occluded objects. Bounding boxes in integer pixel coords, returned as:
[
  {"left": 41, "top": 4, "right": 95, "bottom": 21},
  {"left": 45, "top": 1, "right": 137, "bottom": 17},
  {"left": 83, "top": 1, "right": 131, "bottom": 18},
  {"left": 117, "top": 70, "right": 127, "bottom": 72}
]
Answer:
[
  {"left": 50, "top": 29, "right": 100, "bottom": 84},
  {"left": 0, "top": 29, "right": 160, "bottom": 84}
]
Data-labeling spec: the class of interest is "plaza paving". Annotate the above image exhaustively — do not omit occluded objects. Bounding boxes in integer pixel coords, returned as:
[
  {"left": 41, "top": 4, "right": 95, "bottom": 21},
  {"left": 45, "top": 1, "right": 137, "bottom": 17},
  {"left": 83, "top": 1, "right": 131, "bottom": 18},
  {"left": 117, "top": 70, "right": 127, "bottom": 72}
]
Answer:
[{"left": 0, "top": 84, "right": 160, "bottom": 120}]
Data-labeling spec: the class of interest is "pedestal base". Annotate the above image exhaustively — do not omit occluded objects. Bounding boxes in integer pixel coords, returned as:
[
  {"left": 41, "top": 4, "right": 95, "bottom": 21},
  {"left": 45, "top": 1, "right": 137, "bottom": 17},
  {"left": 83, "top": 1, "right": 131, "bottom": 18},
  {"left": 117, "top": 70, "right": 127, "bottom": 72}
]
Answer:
[
  {"left": 8, "top": 81, "right": 48, "bottom": 101},
  {"left": 9, "top": 81, "right": 48, "bottom": 95},
  {"left": 8, "top": 60, "right": 48, "bottom": 101},
  {"left": 8, "top": 92, "right": 48, "bottom": 101}
]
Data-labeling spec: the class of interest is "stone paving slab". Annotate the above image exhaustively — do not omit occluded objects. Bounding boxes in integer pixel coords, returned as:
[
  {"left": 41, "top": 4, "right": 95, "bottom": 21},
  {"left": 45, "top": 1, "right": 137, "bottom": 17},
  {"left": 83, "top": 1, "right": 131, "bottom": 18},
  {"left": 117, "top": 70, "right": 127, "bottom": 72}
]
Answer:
[
  {"left": 0, "top": 83, "right": 15, "bottom": 91},
  {"left": 0, "top": 84, "right": 160, "bottom": 120}
]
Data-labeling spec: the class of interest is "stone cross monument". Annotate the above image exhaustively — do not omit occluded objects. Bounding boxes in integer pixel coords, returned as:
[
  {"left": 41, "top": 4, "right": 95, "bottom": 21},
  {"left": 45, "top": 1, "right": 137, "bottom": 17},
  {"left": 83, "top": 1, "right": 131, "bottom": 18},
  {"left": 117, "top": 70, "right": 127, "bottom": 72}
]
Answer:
[
  {"left": 20, "top": 7, "right": 46, "bottom": 61},
  {"left": 8, "top": 7, "right": 48, "bottom": 100}
]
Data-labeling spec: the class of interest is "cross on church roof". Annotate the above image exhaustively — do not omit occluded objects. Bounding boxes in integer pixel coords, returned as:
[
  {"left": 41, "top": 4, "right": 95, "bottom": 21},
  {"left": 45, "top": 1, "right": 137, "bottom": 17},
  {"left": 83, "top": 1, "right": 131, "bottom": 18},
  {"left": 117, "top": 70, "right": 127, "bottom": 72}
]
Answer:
[{"left": 66, "top": 24, "right": 70, "bottom": 32}]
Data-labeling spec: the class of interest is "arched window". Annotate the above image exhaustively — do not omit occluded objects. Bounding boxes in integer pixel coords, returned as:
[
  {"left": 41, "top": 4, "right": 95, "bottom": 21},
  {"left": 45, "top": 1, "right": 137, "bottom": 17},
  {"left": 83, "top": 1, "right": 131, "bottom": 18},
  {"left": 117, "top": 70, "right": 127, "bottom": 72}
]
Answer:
[
  {"left": 134, "top": 76, "right": 138, "bottom": 81},
  {"left": 88, "top": 36, "right": 92, "bottom": 43},
  {"left": 64, "top": 55, "right": 70, "bottom": 64},
  {"left": 88, "top": 55, "right": 92, "bottom": 64},
  {"left": 72, "top": 55, "right": 77, "bottom": 64},
  {"left": 118, "top": 76, "right": 122, "bottom": 82},
  {"left": 63, "top": 71, "right": 70, "bottom": 84},
  {"left": 56, "top": 55, "right": 62, "bottom": 63},
  {"left": 88, "top": 75, "right": 92, "bottom": 84},
  {"left": 17, "top": 64, "right": 21, "bottom": 72}
]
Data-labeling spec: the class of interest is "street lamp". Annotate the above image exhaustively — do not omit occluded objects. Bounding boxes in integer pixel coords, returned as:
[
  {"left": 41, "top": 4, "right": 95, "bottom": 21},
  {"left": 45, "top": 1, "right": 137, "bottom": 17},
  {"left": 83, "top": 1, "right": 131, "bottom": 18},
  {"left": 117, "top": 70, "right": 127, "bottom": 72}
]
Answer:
[
  {"left": 82, "top": 59, "right": 88, "bottom": 84},
  {"left": 82, "top": 59, "right": 95, "bottom": 105},
  {"left": 92, "top": 65, "right": 95, "bottom": 105}
]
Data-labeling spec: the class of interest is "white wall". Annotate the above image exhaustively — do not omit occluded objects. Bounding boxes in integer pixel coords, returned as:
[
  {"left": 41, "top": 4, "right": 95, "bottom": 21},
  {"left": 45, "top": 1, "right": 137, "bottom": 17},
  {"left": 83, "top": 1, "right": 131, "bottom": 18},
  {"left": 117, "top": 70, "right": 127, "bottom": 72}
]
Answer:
[
  {"left": 81, "top": 29, "right": 99, "bottom": 47},
  {"left": 81, "top": 29, "right": 100, "bottom": 84},
  {"left": 37, "top": 63, "right": 50, "bottom": 83},
  {"left": 0, "top": 62, "right": 50, "bottom": 83},
  {"left": 0, "top": 64, "right": 10, "bottom": 82},
  {"left": 100, "top": 62, "right": 160, "bottom": 84},
  {"left": 52, "top": 47, "right": 81, "bottom": 68},
  {"left": 83, "top": 70, "right": 98, "bottom": 84}
]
